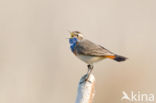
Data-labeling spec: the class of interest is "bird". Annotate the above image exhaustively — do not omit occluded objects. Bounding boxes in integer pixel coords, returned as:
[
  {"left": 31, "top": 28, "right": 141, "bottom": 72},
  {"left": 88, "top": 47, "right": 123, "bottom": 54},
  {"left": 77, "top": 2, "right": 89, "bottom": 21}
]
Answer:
[{"left": 69, "top": 31, "right": 127, "bottom": 81}]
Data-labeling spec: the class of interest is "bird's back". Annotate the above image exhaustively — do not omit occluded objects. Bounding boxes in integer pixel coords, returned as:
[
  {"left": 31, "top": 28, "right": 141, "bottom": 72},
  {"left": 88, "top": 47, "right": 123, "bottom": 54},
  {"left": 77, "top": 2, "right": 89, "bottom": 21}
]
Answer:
[{"left": 75, "top": 39, "right": 114, "bottom": 57}]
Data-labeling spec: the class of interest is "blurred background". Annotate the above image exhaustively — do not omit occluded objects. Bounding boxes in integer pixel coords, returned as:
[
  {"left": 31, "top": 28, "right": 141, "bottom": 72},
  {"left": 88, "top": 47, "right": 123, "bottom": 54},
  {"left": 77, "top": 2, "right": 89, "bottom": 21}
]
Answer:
[{"left": 0, "top": 0, "right": 156, "bottom": 103}]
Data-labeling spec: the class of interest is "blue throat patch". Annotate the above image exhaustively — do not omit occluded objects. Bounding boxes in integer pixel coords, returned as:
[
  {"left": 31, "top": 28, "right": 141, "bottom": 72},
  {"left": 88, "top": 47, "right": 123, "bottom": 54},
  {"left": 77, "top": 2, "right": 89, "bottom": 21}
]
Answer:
[{"left": 69, "top": 38, "right": 78, "bottom": 52}]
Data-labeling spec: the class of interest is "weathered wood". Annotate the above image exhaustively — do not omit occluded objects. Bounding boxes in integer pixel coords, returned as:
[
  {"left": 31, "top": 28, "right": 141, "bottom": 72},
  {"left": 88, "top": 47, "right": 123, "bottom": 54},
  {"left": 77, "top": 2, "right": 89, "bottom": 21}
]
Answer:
[{"left": 75, "top": 74, "right": 95, "bottom": 103}]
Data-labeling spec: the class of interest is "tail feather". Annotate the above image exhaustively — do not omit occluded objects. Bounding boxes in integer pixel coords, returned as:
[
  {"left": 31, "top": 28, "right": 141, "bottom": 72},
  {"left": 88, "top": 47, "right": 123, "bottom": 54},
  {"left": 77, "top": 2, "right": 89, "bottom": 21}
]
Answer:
[{"left": 114, "top": 55, "right": 127, "bottom": 62}]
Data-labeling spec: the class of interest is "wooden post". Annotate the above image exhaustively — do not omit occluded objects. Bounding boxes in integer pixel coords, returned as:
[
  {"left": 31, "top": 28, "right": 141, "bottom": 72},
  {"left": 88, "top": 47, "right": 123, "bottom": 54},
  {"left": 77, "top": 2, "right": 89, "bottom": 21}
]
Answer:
[{"left": 75, "top": 74, "right": 95, "bottom": 103}]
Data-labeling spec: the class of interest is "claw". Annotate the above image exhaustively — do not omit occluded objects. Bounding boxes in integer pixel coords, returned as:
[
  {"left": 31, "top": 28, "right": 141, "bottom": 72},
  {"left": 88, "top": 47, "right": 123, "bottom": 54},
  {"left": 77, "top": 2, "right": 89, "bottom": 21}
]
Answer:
[{"left": 80, "top": 76, "right": 92, "bottom": 84}]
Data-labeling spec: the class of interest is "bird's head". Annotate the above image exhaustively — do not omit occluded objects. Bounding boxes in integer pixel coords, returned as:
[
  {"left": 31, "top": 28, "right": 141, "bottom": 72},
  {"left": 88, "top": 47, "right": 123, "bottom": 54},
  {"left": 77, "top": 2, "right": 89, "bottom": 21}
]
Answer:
[{"left": 70, "top": 31, "right": 84, "bottom": 40}]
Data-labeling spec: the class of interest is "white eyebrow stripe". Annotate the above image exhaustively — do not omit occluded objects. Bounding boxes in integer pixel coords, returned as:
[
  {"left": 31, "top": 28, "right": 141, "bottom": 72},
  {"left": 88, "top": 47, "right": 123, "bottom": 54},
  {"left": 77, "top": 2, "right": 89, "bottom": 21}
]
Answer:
[{"left": 78, "top": 34, "right": 84, "bottom": 37}]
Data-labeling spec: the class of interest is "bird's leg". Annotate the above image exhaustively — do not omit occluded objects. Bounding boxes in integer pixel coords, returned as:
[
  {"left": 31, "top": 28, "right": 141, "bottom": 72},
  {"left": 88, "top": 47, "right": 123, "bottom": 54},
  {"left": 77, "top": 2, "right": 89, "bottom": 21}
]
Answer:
[
  {"left": 85, "top": 64, "right": 94, "bottom": 81},
  {"left": 79, "top": 64, "right": 94, "bottom": 84}
]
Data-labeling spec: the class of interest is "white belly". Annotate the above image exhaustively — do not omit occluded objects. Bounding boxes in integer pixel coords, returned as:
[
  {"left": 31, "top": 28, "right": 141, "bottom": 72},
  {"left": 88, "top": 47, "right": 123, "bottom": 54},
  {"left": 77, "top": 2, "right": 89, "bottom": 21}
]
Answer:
[{"left": 77, "top": 55, "right": 105, "bottom": 64}]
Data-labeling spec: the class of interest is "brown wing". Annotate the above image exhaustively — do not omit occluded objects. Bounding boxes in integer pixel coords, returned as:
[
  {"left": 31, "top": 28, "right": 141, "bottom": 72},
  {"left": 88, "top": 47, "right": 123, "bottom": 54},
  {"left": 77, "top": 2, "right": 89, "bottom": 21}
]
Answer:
[{"left": 75, "top": 39, "right": 114, "bottom": 56}]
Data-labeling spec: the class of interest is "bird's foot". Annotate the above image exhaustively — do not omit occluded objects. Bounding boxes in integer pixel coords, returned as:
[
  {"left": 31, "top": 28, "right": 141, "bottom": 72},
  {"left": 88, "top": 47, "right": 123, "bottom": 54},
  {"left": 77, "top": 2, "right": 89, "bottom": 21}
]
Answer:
[
  {"left": 80, "top": 64, "right": 94, "bottom": 84},
  {"left": 80, "top": 75, "right": 92, "bottom": 84}
]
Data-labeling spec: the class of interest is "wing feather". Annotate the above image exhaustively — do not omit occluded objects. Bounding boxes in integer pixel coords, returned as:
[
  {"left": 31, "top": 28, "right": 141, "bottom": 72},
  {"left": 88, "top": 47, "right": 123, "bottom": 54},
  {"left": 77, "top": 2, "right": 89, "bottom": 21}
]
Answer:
[{"left": 75, "top": 39, "right": 114, "bottom": 56}]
